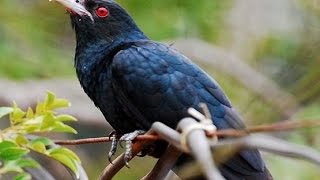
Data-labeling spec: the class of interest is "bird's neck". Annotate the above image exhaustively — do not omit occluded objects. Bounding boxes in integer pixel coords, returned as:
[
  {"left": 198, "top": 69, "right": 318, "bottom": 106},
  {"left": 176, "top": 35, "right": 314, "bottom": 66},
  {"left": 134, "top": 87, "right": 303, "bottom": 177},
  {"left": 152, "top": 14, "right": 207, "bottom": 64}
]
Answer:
[
  {"left": 74, "top": 31, "right": 148, "bottom": 91},
  {"left": 75, "top": 30, "right": 147, "bottom": 67}
]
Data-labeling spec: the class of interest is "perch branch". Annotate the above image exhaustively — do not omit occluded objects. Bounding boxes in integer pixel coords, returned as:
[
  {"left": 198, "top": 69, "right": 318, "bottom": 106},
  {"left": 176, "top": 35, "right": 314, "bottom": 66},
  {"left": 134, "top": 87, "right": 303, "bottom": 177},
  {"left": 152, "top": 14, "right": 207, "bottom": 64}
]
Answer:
[
  {"left": 54, "top": 120, "right": 320, "bottom": 146},
  {"left": 98, "top": 130, "right": 156, "bottom": 180},
  {"left": 177, "top": 118, "right": 225, "bottom": 180},
  {"left": 141, "top": 145, "right": 182, "bottom": 180}
]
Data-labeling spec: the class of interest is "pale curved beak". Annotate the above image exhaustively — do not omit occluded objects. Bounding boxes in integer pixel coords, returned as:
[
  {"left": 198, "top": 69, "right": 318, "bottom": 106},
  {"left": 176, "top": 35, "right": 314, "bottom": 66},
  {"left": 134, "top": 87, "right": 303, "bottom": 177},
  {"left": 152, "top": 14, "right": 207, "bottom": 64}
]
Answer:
[{"left": 54, "top": 0, "right": 93, "bottom": 21}]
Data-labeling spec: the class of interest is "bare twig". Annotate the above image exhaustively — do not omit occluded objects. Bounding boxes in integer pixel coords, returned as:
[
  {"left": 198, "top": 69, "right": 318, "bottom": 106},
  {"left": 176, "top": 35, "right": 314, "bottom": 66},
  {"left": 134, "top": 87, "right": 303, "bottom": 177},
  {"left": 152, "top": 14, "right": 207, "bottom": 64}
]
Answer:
[
  {"left": 177, "top": 118, "right": 225, "bottom": 180},
  {"left": 55, "top": 137, "right": 111, "bottom": 145},
  {"left": 150, "top": 122, "right": 183, "bottom": 151},
  {"left": 55, "top": 135, "right": 160, "bottom": 145},
  {"left": 212, "top": 135, "right": 320, "bottom": 166},
  {"left": 98, "top": 143, "right": 143, "bottom": 180},
  {"left": 209, "top": 120, "right": 320, "bottom": 137},
  {"left": 141, "top": 145, "right": 182, "bottom": 180},
  {"left": 55, "top": 120, "right": 320, "bottom": 146}
]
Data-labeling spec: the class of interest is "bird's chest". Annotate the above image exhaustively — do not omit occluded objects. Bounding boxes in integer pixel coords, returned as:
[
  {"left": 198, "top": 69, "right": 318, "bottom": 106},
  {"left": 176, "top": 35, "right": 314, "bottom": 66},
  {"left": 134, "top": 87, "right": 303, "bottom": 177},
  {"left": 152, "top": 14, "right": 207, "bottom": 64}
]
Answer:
[
  {"left": 76, "top": 63, "right": 138, "bottom": 133},
  {"left": 75, "top": 44, "right": 145, "bottom": 132}
]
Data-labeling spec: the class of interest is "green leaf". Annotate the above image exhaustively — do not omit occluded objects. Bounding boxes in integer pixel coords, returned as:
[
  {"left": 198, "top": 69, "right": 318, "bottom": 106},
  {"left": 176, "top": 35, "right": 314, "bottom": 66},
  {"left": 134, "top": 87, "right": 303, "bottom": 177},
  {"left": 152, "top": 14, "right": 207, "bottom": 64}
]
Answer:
[
  {"left": 14, "top": 173, "right": 31, "bottom": 180},
  {"left": 26, "top": 108, "right": 34, "bottom": 119},
  {"left": 0, "top": 147, "right": 29, "bottom": 161},
  {"left": 45, "top": 91, "right": 56, "bottom": 108},
  {"left": 0, "top": 141, "right": 18, "bottom": 152},
  {"left": 24, "top": 125, "right": 40, "bottom": 133},
  {"left": 14, "top": 158, "right": 39, "bottom": 168},
  {"left": 30, "top": 142, "right": 46, "bottom": 153},
  {"left": 11, "top": 103, "right": 26, "bottom": 124},
  {"left": 51, "top": 121, "right": 77, "bottom": 134},
  {"left": 0, "top": 107, "right": 13, "bottom": 119},
  {"left": 41, "top": 113, "right": 55, "bottom": 130},
  {"left": 15, "top": 135, "right": 29, "bottom": 146},
  {"left": 3, "top": 158, "right": 39, "bottom": 172},
  {"left": 0, "top": 163, "right": 24, "bottom": 174},
  {"left": 50, "top": 99, "right": 70, "bottom": 109},
  {"left": 49, "top": 147, "right": 80, "bottom": 162},
  {"left": 30, "top": 137, "right": 53, "bottom": 146},
  {"left": 50, "top": 153, "right": 79, "bottom": 178},
  {"left": 35, "top": 102, "right": 45, "bottom": 114},
  {"left": 55, "top": 115, "right": 77, "bottom": 122}
]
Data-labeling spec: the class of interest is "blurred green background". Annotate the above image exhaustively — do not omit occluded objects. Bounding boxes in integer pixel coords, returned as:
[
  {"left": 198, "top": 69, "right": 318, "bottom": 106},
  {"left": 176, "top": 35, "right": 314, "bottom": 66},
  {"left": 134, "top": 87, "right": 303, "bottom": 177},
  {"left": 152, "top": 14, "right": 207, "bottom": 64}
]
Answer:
[{"left": 1, "top": 0, "right": 320, "bottom": 179}]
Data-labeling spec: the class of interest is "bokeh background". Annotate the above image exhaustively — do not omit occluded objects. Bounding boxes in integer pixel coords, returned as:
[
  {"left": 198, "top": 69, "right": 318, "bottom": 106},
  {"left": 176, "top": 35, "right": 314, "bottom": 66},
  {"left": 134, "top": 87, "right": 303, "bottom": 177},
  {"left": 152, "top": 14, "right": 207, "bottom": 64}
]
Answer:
[{"left": 1, "top": 0, "right": 320, "bottom": 179}]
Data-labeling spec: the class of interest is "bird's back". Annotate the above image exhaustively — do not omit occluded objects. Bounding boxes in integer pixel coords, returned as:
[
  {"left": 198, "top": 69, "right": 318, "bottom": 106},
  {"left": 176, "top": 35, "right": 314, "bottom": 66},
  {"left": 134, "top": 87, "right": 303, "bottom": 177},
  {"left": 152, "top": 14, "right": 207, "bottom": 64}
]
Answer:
[{"left": 108, "top": 40, "right": 271, "bottom": 179}]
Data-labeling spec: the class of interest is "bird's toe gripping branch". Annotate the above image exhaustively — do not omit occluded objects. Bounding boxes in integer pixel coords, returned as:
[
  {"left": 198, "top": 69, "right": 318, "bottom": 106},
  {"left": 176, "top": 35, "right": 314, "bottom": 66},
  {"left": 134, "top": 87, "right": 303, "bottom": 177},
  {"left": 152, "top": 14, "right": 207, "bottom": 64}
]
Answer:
[
  {"left": 120, "top": 130, "right": 146, "bottom": 167},
  {"left": 108, "top": 131, "right": 119, "bottom": 164},
  {"left": 108, "top": 130, "right": 146, "bottom": 166}
]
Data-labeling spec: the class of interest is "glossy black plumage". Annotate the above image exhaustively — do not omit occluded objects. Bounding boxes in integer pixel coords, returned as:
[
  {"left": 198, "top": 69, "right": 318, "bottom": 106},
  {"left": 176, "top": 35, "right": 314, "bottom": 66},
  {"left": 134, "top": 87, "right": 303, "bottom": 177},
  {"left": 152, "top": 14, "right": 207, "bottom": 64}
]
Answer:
[{"left": 69, "top": 0, "right": 271, "bottom": 179}]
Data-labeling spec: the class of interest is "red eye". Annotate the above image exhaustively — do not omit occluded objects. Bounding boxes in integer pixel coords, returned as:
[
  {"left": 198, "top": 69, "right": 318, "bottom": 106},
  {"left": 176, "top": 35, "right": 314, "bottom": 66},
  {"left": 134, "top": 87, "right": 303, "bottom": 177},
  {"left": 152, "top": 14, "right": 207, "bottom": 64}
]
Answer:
[{"left": 96, "top": 7, "right": 109, "bottom": 18}]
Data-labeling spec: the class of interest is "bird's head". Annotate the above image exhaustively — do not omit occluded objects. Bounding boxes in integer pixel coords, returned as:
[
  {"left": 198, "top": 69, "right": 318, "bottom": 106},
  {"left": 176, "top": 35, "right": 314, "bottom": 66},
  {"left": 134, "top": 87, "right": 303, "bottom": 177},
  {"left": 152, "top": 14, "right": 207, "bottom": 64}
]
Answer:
[{"left": 56, "top": 0, "right": 146, "bottom": 47}]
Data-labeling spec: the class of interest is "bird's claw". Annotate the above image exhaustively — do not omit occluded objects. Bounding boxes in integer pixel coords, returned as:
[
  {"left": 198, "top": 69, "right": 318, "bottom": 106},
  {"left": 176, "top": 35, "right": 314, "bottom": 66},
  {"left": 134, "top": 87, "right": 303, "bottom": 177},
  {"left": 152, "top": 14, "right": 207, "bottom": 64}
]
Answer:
[
  {"left": 119, "top": 130, "right": 145, "bottom": 167},
  {"left": 108, "top": 131, "right": 119, "bottom": 164}
]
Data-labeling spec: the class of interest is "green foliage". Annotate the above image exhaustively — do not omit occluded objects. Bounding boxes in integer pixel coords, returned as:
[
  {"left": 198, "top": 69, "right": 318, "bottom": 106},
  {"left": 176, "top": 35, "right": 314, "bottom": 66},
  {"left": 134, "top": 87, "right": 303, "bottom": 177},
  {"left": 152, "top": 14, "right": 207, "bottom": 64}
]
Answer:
[
  {"left": 0, "top": 92, "right": 81, "bottom": 179},
  {"left": 267, "top": 155, "right": 320, "bottom": 180},
  {"left": 253, "top": 27, "right": 320, "bottom": 104},
  {"left": 118, "top": 0, "right": 232, "bottom": 41},
  {"left": 294, "top": 103, "right": 320, "bottom": 120}
]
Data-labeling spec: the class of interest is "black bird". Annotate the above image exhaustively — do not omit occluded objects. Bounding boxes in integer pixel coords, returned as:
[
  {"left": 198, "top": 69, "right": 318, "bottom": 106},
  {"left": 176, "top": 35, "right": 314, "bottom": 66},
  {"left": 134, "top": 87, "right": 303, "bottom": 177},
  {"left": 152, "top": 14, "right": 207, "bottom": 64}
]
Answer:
[{"left": 56, "top": 0, "right": 272, "bottom": 179}]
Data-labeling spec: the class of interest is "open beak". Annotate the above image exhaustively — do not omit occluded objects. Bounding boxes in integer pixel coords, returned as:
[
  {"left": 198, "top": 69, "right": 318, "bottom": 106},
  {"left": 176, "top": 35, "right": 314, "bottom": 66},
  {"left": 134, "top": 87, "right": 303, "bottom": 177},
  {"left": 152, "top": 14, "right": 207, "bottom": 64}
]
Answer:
[{"left": 54, "top": 0, "right": 93, "bottom": 21}]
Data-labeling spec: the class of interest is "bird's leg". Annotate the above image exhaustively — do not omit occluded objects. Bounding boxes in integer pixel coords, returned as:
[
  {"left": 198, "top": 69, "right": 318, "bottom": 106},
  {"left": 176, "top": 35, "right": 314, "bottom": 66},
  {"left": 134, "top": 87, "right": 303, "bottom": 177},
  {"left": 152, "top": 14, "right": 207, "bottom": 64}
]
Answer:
[
  {"left": 108, "top": 131, "right": 119, "bottom": 164},
  {"left": 119, "top": 130, "right": 145, "bottom": 167}
]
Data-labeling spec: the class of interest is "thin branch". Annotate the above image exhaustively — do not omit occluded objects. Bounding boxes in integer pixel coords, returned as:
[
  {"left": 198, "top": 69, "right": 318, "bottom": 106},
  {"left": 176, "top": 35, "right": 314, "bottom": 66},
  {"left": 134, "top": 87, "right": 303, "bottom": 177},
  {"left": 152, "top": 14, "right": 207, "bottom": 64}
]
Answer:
[
  {"left": 177, "top": 118, "right": 225, "bottom": 180},
  {"left": 211, "top": 134, "right": 320, "bottom": 166},
  {"left": 55, "top": 137, "right": 111, "bottom": 145},
  {"left": 141, "top": 145, "right": 182, "bottom": 180},
  {"left": 99, "top": 143, "right": 143, "bottom": 180},
  {"left": 209, "top": 120, "right": 320, "bottom": 137},
  {"left": 55, "top": 120, "right": 320, "bottom": 146},
  {"left": 247, "top": 120, "right": 320, "bottom": 133},
  {"left": 54, "top": 135, "right": 161, "bottom": 145},
  {"left": 98, "top": 130, "right": 156, "bottom": 180}
]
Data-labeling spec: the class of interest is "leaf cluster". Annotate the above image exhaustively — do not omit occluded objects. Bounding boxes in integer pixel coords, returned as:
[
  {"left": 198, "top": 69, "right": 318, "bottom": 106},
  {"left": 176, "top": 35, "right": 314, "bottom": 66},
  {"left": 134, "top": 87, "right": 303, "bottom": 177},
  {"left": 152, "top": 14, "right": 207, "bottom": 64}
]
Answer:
[{"left": 0, "top": 92, "right": 81, "bottom": 179}]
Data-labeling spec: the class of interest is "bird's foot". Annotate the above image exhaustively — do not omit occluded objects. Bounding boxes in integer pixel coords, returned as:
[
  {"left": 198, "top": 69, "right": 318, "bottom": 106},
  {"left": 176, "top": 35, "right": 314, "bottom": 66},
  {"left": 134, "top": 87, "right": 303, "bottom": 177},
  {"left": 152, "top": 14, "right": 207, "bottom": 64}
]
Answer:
[
  {"left": 119, "top": 130, "right": 145, "bottom": 167},
  {"left": 108, "top": 131, "right": 119, "bottom": 164}
]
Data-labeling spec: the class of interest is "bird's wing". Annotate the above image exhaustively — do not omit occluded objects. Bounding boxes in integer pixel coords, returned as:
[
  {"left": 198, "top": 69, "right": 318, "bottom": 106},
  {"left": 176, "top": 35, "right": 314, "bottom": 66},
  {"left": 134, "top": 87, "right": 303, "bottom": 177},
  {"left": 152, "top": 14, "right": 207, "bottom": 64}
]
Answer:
[
  {"left": 111, "top": 41, "right": 265, "bottom": 172},
  {"left": 112, "top": 41, "right": 244, "bottom": 128}
]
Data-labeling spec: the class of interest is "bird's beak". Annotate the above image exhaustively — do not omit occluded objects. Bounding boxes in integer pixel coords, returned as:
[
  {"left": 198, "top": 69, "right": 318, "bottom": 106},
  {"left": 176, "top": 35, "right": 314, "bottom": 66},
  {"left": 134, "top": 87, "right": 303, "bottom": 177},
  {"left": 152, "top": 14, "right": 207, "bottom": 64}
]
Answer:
[{"left": 54, "top": 0, "right": 93, "bottom": 21}]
